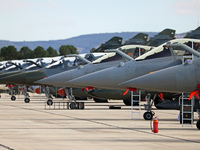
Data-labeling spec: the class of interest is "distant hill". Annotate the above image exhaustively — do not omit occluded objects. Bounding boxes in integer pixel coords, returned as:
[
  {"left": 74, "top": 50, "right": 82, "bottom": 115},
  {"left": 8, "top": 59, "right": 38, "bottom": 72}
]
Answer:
[{"left": 0, "top": 32, "right": 185, "bottom": 54}]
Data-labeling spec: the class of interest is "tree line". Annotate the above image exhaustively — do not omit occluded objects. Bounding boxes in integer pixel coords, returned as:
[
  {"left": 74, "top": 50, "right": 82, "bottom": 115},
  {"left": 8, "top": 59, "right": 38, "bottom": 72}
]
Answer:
[{"left": 0, "top": 45, "right": 78, "bottom": 61}]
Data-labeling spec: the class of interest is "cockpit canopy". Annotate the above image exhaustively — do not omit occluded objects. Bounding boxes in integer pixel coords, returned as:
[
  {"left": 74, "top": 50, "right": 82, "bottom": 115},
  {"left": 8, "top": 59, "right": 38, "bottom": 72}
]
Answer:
[
  {"left": 118, "top": 45, "right": 153, "bottom": 58},
  {"left": 136, "top": 39, "right": 200, "bottom": 61}
]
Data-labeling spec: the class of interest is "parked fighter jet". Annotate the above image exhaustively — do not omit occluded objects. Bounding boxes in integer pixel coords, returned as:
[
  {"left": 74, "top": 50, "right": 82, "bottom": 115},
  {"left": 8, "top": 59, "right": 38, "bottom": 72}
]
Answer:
[
  {"left": 60, "top": 39, "right": 200, "bottom": 112},
  {"left": 120, "top": 57, "right": 200, "bottom": 94},
  {"left": 1, "top": 53, "right": 105, "bottom": 103},
  {"left": 35, "top": 45, "right": 151, "bottom": 105},
  {"left": 147, "top": 28, "right": 176, "bottom": 46},
  {"left": 35, "top": 45, "right": 153, "bottom": 91},
  {"left": 35, "top": 49, "right": 134, "bottom": 88},
  {"left": 184, "top": 26, "right": 200, "bottom": 39},
  {"left": 0, "top": 58, "right": 61, "bottom": 100},
  {"left": 36, "top": 39, "right": 200, "bottom": 108},
  {"left": 120, "top": 56, "right": 200, "bottom": 129},
  {"left": 66, "top": 39, "right": 200, "bottom": 90}
]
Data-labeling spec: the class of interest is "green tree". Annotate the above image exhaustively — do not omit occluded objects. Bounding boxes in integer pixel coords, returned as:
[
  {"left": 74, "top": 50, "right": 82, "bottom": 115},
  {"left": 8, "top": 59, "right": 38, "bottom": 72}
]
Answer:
[
  {"left": 59, "top": 45, "right": 78, "bottom": 56},
  {"left": 1, "top": 46, "right": 19, "bottom": 60},
  {"left": 0, "top": 56, "right": 4, "bottom": 61},
  {"left": 47, "top": 47, "right": 58, "bottom": 57},
  {"left": 33, "top": 46, "right": 48, "bottom": 58},
  {"left": 19, "top": 46, "right": 34, "bottom": 59}
]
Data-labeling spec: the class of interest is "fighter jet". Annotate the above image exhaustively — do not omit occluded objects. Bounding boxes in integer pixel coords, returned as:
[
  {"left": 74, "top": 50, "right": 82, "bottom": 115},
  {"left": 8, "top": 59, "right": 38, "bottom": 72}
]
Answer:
[
  {"left": 147, "top": 28, "right": 176, "bottom": 46},
  {"left": 61, "top": 39, "right": 200, "bottom": 107},
  {"left": 120, "top": 57, "right": 200, "bottom": 95},
  {"left": 35, "top": 47, "right": 151, "bottom": 105},
  {"left": 1, "top": 53, "right": 105, "bottom": 103},
  {"left": 35, "top": 45, "right": 154, "bottom": 87},
  {"left": 184, "top": 26, "right": 200, "bottom": 39},
  {"left": 35, "top": 49, "right": 134, "bottom": 87},
  {"left": 66, "top": 39, "right": 200, "bottom": 90},
  {"left": 35, "top": 39, "right": 200, "bottom": 107},
  {"left": 0, "top": 58, "right": 60, "bottom": 100}
]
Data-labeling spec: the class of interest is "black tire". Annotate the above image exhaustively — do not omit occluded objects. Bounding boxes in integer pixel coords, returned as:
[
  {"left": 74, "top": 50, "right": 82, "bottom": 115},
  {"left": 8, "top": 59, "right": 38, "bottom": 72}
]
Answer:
[
  {"left": 123, "top": 100, "right": 139, "bottom": 106},
  {"left": 79, "top": 102, "right": 85, "bottom": 109},
  {"left": 70, "top": 102, "right": 76, "bottom": 109},
  {"left": 93, "top": 98, "right": 108, "bottom": 103},
  {"left": 11, "top": 96, "right": 16, "bottom": 101},
  {"left": 47, "top": 99, "right": 53, "bottom": 105},
  {"left": 24, "top": 98, "right": 30, "bottom": 103},
  {"left": 143, "top": 112, "right": 153, "bottom": 120},
  {"left": 196, "top": 120, "right": 200, "bottom": 130}
]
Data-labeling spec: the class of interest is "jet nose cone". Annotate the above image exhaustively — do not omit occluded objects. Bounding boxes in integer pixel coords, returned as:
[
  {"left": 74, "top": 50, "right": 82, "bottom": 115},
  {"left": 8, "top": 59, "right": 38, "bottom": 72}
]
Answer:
[
  {"left": 68, "top": 68, "right": 112, "bottom": 88},
  {"left": 1, "top": 72, "right": 26, "bottom": 84},
  {"left": 120, "top": 67, "right": 177, "bottom": 93},
  {"left": 68, "top": 65, "right": 126, "bottom": 89},
  {"left": 35, "top": 76, "right": 51, "bottom": 85},
  {"left": 35, "top": 70, "right": 71, "bottom": 86}
]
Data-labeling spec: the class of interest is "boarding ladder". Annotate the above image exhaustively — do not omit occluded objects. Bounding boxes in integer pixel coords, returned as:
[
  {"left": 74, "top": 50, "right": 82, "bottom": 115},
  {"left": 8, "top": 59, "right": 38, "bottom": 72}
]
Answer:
[
  {"left": 131, "top": 90, "right": 141, "bottom": 119},
  {"left": 180, "top": 54, "right": 194, "bottom": 127},
  {"left": 179, "top": 93, "right": 194, "bottom": 127}
]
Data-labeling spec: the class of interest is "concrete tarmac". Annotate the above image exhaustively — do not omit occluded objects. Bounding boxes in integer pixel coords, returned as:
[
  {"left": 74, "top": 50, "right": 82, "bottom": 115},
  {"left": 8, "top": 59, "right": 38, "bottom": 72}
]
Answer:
[{"left": 0, "top": 93, "right": 200, "bottom": 150}]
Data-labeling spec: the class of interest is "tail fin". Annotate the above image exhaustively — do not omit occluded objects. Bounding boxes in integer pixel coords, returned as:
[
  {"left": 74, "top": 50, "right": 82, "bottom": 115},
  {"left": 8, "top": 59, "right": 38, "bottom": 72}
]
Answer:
[
  {"left": 158, "top": 28, "right": 176, "bottom": 38},
  {"left": 124, "top": 33, "right": 148, "bottom": 45},
  {"left": 107, "top": 36, "right": 123, "bottom": 45},
  {"left": 91, "top": 36, "right": 122, "bottom": 52},
  {"left": 147, "top": 28, "right": 176, "bottom": 46},
  {"left": 184, "top": 26, "right": 200, "bottom": 39}
]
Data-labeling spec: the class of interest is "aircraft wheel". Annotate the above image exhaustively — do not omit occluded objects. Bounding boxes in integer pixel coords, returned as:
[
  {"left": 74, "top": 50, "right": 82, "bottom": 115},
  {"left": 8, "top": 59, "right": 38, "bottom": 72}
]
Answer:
[
  {"left": 196, "top": 120, "right": 200, "bottom": 130},
  {"left": 47, "top": 99, "right": 53, "bottom": 105},
  {"left": 143, "top": 112, "right": 153, "bottom": 120},
  {"left": 79, "top": 102, "right": 85, "bottom": 109},
  {"left": 70, "top": 102, "right": 76, "bottom": 109},
  {"left": 11, "top": 96, "right": 16, "bottom": 101},
  {"left": 24, "top": 98, "right": 30, "bottom": 103}
]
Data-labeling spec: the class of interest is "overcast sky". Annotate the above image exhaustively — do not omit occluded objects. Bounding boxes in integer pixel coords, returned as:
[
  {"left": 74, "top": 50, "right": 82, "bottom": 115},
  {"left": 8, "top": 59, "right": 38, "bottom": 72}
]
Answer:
[{"left": 0, "top": 0, "right": 200, "bottom": 41}]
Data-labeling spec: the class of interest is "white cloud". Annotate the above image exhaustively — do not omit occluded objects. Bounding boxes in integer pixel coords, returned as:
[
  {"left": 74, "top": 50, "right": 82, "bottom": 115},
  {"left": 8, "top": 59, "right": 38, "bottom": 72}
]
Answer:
[{"left": 173, "top": 0, "right": 200, "bottom": 15}]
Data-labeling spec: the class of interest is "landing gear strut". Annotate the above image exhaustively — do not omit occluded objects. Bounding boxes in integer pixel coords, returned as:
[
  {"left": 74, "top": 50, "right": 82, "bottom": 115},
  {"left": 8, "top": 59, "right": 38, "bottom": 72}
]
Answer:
[
  {"left": 44, "top": 86, "right": 53, "bottom": 106},
  {"left": 143, "top": 93, "right": 156, "bottom": 120},
  {"left": 24, "top": 85, "right": 30, "bottom": 103}
]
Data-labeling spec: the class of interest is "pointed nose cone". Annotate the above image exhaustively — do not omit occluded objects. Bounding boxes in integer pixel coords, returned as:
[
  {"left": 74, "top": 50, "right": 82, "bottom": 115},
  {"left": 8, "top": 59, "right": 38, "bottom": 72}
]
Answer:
[
  {"left": 1, "top": 72, "right": 26, "bottom": 85},
  {"left": 68, "top": 68, "right": 112, "bottom": 88},
  {"left": 68, "top": 66, "right": 126, "bottom": 89},
  {"left": 120, "top": 63, "right": 197, "bottom": 93},
  {"left": 120, "top": 66, "right": 178, "bottom": 93},
  {"left": 35, "top": 71, "right": 72, "bottom": 86}
]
